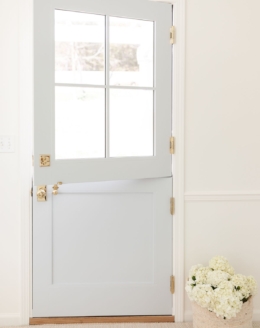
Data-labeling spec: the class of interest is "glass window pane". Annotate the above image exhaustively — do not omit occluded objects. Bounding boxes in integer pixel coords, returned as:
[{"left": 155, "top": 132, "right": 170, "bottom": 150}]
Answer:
[
  {"left": 109, "top": 17, "right": 154, "bottom": 87},
  {"left": 109, "top": 89, "right": 154, "bottom": 157},
  {"left": 55, "top": 87, "right": 105, "bottom": 159},
  {"left": 55, "top": 10, "right": 105, "bottom": 85}
]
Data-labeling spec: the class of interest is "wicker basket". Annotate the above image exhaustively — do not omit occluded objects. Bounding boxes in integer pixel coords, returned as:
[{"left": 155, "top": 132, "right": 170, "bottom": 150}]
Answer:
[{"left": 192, "top": 297, "right": 253, "bottom": 328}]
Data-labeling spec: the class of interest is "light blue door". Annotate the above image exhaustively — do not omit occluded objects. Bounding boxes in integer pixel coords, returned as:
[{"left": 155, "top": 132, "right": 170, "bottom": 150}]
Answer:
[{"left": 33, "top": 0, "right": 173, "bottom": 317}]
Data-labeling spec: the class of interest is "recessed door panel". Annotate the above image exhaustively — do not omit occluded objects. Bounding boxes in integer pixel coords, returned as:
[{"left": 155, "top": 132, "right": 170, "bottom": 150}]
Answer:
[{"left": 52, "top": 193, "right": 154, "bottom": 284}]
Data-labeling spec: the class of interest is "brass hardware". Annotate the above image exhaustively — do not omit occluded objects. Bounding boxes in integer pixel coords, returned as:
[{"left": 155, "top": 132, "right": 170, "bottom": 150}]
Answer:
[
  {"left": 52, "top": 182, "right": 62, "bottom": 195},
  {"left": 31, "top": 187, "right": 33, "bottom": 197},
  {"left": 40, "top": 155, "right": 50, "bottom": 167},
  {"left": 170, "top": 136, "right": 175, "bottom": 154},
  {"left": 170, "top": 26, "right": 176, "bottom": 44},
  {"left": 170, "top": 197, "right": 175, "bottom": 215},
  {"left": 170, "top": 275, "right": 175, "bottom": 294},
  {"left": 37, "top": 185, "right": 47, "bottom": 202}
]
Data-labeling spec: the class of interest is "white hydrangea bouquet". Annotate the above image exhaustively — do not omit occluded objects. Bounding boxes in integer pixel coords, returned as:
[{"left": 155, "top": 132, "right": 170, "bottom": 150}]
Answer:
[{"left": 186, "top": 256, "right": 257, "bottom": 324}]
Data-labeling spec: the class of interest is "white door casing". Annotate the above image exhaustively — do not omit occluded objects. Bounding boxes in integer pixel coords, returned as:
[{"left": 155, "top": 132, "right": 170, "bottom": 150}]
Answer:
[
  {"left": 34, "top": 0, "right": 172, "bottom": 185},
  {"left": 19, "top": 0, "right": 186, "bottom": 324}
]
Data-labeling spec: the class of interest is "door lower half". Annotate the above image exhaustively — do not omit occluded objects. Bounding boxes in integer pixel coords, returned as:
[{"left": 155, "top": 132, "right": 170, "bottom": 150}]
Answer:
[{"left": 33, "top": 178, "right": 173, "bottom": 317}]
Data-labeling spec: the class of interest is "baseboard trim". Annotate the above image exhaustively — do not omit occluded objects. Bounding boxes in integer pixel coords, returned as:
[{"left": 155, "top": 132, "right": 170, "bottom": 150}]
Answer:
[
  {"left": 29, "top": 316, "right": 175, "bottom": 325},
  {"left": 0, "top": 313, "right": 21, "bottom": 326}
]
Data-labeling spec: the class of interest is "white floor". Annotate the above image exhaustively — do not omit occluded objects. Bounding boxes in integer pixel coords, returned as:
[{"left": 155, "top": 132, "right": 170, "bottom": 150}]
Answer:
[{"left": 2, "top": 323, "right": 260, "bottom": 328}]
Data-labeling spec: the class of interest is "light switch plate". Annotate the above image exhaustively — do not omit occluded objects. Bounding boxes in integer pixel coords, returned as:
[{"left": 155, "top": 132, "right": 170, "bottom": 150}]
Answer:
[{"left": 0, "top": 136, "right": 15, "bottom": 153}]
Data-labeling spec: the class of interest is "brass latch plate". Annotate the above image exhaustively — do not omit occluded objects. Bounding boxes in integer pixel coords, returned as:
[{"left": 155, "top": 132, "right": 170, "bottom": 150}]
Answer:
[{"left": 40, "top": 155, "right": 50, "bottom": 167}]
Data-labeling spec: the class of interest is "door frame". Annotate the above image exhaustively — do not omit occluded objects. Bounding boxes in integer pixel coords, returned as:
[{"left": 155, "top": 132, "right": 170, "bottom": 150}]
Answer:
[{"left": 19, "top": 0, "right": 186, "bottom": 324}]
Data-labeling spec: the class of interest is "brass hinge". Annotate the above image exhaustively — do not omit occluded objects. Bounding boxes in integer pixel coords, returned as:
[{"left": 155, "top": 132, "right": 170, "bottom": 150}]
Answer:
[
  {"left": 170, "top": 275, "right": 175, "bottom": 294},
  {"left": 170, "top": 26, "right": 176, "bottom": 44},
  {"left": 31, "top": 187, "right": 33, "bottom": 197},
  {"left": 170, "top": 136, "right": 175, "bottom": 154},
  {"left": 170, "top": 197, "right": 175, "bottom": 215}
]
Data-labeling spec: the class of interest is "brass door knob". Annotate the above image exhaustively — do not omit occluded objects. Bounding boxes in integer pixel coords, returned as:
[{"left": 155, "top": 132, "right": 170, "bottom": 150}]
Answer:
[
  {"left": 37, "top": 189, "right": 46, "bottom": 198},
  {"left": 37, "top": 186, "right": 47, "bottom": 202},
  {"left": 52, "top": 182, "right": 62, "bottom": 195}
]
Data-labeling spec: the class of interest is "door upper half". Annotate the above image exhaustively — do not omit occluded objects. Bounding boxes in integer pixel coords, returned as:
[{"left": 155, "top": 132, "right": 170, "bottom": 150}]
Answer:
[{"left": 34, "top": 0, "right": 172, "bottom": 185}]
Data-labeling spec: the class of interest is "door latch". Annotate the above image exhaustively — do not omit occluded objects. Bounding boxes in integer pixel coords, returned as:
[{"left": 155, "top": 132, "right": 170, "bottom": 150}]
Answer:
[{"left": 52, "top": 182, "right": 63, "bottom": 195}]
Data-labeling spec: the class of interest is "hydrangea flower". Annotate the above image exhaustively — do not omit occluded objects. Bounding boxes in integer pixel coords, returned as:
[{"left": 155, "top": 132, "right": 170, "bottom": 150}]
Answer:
[
  {"left": 186, "top": 256, "right": 257, "bottom": 320},
  {"left": 231, "top": 274, "right": 258, "bottom": 300},
  {"left": 209, "top": 256, "right": 235, "bottom": 275},
  {"left": 207, "top": 270, "right": 231, "bottom": 287}
]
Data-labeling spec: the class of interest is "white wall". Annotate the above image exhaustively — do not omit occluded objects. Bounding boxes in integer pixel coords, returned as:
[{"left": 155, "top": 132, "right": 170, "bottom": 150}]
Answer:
[
  {"left": 0, "top": 0, "right": 260, "bottom": 325},
  {"left": 184, "top": 0, "right": 260, "bottom": 321},
  {"left": 0, "top": 0, "right": 21, "bottom": 325}
]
